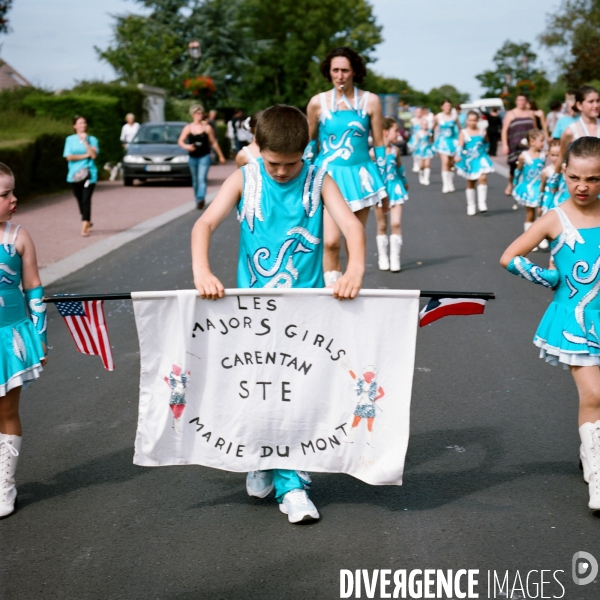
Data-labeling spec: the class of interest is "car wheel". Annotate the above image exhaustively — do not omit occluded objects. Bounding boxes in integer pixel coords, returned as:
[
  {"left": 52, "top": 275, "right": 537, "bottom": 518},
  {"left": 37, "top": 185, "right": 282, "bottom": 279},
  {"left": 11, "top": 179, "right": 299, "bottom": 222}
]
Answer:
[{"left": 124, "top": 177, "right": 134, "bottom": 186}]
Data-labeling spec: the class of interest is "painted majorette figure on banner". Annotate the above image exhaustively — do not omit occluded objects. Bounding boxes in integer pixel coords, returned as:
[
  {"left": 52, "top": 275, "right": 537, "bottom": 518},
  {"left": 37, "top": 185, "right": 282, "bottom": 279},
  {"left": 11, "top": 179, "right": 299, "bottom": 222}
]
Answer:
[
  {"left": 0, "top": 162, "right": 48, "bottom": 520},
  {"left": 372, "top": 117, "right": 408, "bottom": 273},
  {"left": 164, "top": 365, "right": 190, "bottom": 434},
  {"left": 501, "top": 135, "right": 600, "bottom": 512},
  {"left": 192, "top": 104, "right": 366, "bottom": 524},
  {"left": 455, "top": 111, "right": 494, "bottom": 216},
  {"left": 305, "top": 46, "right": 387, "bottom": 288},
  {"left": 432, "top": 99, "right": 460, "bottom": 193},
  {"left": 342, "top": 360, "right": 385, "bottom": 448},
  {"left": 512, "top": 129, "right": 547, "bottom": 251}
]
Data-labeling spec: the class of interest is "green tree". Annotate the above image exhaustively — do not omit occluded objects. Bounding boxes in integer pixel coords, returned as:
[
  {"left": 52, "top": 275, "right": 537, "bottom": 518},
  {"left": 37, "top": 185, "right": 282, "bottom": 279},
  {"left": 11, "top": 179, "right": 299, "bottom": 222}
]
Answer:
[
  {"left": 475, "top": 40, "right": 549, "bottom": 106},
  {"left": 239, "top": 0, "right": 382, "bottom": 110},
  {"left": 425, "top": 85, "right": 470, "bottom": 110},
  {"left": 0, "top": 1, "right": 12, "bottom": 37},
  {"left": 540, "top": 0, "right": 600, "bottom": 87}
]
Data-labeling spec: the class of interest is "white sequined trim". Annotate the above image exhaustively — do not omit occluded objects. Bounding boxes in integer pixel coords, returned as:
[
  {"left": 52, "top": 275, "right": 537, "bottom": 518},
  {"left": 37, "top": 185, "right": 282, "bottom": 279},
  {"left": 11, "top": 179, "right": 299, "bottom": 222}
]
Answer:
[{"left": 239, "top": 162, "right": 263, "bottom": 233}]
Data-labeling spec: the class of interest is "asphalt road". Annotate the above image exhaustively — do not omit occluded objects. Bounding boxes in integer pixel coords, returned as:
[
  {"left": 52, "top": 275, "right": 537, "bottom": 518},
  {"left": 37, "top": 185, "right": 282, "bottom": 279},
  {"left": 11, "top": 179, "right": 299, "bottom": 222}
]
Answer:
[{"left": 3, "top": 162, "right": 599, "bottom": 600}]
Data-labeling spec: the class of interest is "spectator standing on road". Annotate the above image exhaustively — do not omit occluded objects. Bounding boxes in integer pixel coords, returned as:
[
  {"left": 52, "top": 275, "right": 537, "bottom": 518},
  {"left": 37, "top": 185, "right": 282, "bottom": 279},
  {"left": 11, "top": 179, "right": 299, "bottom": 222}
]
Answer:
[
  {"left": 178, "top": 104, "right": 226, "bottom": 210},
  {"left": 120, "top": 113, "right": 140, "bottom": 148},
  {"left": 206, "top": 109, "right": 218, "bottom": 164},
  {"left": 486, "top": 107, "right": 502, "bottom": 156},
  {"left": 501, "top": 94, "right": 534, "bottom": 197},
  {"left": 527, "top": 100, "right": 549, "bottom": 139},
  {"left": 235, "top": 111, "right": 262, "bottom": 167},
  {"left": 63, "top": 115, "right": 99, "bottom": 237},
  {"left": 226, "top": 110, "right": 246, "bottom": 154},
  {"left": 0, "top": 162, "right": 48, "bottom": 519}
]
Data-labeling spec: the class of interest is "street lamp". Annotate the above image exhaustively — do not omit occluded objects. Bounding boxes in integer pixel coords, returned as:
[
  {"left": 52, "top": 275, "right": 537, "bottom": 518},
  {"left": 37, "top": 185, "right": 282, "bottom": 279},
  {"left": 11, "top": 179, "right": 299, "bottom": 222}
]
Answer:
[{"left": 188, "top": 40, "right": 201, "bottom": 60}]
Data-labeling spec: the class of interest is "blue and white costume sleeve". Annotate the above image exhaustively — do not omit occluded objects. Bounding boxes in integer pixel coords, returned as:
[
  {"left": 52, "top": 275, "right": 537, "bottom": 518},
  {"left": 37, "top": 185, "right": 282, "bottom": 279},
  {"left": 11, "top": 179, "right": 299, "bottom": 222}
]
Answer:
[
  {"left": 24, "top": 286, "right": 47, "bottom": 346},
  {"left": 507, "top": 256, "right": 559, "bottom": 288},
  {"left": 303, "top": 140, "right": 318, "bottom": 165}
]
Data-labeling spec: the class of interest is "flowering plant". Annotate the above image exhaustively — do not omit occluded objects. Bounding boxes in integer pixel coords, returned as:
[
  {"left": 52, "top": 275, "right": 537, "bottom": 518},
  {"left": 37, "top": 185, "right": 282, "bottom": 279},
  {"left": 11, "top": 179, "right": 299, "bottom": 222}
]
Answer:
[{"left": 183, "top": 76, "right": 216, "bottom": 98}]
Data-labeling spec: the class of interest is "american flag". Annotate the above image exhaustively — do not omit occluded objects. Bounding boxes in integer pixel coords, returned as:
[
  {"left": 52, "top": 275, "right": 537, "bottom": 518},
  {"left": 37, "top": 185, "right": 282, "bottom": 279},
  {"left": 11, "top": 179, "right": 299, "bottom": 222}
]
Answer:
[
  {"left": 419, "top": 297, "right": 487, "bottom": 328},
  {"left": 55, "top": 300, "right": 115, "bottom": 371}
]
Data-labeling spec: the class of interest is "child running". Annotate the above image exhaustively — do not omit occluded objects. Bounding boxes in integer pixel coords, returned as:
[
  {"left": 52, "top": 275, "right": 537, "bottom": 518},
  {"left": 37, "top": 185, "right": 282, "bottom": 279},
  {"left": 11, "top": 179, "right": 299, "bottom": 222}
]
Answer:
[
  {"left": 0, "top": 163, "right": 47, "bottom": 519},
  {"left": 455, "top": 111, "right": 494, "bottom": 216},
  {"left": 500, "top": 136, "right": 600, "bottom": 512},
  {"left": 372, "top": 117, "right": 408, "bottom": 272},
  {"left": 415, "top": 117, "right": 434, "bottom": 186},
  {"left": 433, "top": 99, "right": 460, "bottom": 193},
  {"left": 235, "top": 111, "right": 262, "bottom": 167},
  {"left": 512, "top": 129, "right": 546, "bottom": 248},
  {"left": 191, "top": 105, "right": 366, "bottom": 524}
]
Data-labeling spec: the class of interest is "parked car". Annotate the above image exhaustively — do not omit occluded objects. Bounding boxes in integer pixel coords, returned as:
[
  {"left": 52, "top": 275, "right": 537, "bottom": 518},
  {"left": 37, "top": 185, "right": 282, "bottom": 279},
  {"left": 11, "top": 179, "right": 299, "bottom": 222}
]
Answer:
[{"left": 122, "top": 122, "right": 191, "bottom": 186}]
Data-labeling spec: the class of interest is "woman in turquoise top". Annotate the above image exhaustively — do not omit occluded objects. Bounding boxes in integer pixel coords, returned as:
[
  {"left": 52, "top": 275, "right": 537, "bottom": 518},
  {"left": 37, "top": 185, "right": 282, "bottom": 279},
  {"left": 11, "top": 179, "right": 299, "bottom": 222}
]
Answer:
[
  {"left": 433, "top": 99, "right": 460, "bottom": 193},
  {"left": 306, "top": 47, "right": 386, "bottom": 286},
  {"left": 501, "top": 136, "right": 600, "bottom": 512},
  {"left": 0, "top": 163, "right": 48, "bottom": 519},
  {"left": 63, "top": 115, "right": 99, "bottom": 237}
]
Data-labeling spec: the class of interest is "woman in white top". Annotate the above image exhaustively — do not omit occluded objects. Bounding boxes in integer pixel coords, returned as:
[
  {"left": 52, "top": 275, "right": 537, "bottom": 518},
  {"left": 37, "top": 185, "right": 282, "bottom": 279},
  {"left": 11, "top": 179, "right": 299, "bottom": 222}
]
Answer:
[{"left": 120, "top": 113, "right": 140, "bottom": 147}]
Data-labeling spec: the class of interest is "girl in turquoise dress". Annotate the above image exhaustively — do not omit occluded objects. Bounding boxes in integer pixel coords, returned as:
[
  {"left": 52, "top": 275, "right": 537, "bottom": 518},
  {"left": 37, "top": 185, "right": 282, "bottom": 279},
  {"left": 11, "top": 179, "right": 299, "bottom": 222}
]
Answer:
[
  {"left": 456, "top": 111, "right": 494, "bottom": 216},
  {"left": 512, "top": 130, "right": 546, "bottom": 248},
  {"left": 306, "top": 47, "right": 387, "bottom": 286},
  {"left": 0, "top": 163, "right": 47, "bottom": 519},
  {"left": 372, "top": 117, "right": 409, "bottom": 272},
  {"left": 500, "top": 136, "right": 600, "bottom": 512},
  {"left": 408, "top": 108, "right": 423, "bottom": 173},
  {"left": 414, "top": 117, "right": 434, "bottom": 186},
  {"left": 433, "top": 99, "right": 460, "bottom": 193}
]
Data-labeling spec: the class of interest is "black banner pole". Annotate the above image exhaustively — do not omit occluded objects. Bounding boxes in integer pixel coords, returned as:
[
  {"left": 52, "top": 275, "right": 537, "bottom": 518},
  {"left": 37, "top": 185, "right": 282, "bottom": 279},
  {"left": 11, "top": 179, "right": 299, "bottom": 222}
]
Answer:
[{"left": 43, "top": 291, "right": 495, "bottom": 303}]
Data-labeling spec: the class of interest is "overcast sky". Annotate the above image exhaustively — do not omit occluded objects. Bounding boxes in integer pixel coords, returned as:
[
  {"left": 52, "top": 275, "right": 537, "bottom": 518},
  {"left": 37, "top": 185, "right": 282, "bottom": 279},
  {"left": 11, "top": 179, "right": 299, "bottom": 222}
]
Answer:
[{"left": 2, "top": 0, "right": 563, "bottom": 99}]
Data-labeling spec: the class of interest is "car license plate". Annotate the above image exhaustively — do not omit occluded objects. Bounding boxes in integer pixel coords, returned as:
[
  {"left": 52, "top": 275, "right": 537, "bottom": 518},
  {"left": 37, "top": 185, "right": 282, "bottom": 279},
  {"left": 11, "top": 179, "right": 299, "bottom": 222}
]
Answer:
[{"left": 145, "top": 165, "right": 171, "bottom": 172}]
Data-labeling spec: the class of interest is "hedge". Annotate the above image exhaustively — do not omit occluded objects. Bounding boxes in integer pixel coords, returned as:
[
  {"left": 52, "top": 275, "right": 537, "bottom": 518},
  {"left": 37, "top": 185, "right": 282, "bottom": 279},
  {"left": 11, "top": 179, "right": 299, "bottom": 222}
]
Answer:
[{"left": 0, "top": 133, "right": 68, "bottom": 198}]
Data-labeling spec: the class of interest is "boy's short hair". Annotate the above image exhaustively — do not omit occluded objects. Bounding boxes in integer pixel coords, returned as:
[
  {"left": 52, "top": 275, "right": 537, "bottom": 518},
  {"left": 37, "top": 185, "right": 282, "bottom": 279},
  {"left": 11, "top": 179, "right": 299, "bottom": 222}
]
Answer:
[
  {"left": 255, "top": 105, "right": 309, "bottom": 154},
  {"left": 565, "top": 136, "right": 600, "bottom": 166},
  {"left": 382, "top": 117, "right": 397, "bottom": 131}
]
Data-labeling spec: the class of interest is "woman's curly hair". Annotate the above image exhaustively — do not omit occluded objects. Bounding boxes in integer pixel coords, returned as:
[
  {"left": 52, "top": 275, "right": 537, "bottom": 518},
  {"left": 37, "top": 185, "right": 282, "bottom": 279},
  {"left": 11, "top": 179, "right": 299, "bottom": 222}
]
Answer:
[{"left": 320, "top": 47, "right": 367, "bottom": 85}]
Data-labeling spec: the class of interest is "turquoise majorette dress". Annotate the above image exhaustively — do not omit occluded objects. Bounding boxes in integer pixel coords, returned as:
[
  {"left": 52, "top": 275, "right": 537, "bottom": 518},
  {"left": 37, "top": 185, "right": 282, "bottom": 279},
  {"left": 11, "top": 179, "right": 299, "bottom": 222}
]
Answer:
[
  {"left": 383, "top": 146, "right": 408, "bottom": 206},
  {"left": 534, "top": 207, "right": 600, "bottom": 367},
  {"left": 314, "top": 87, "right": 386, "bottom": 212},
  {"left": 512, "top": 151, "right": 545, "bottom": 208},
  {"left": 455, "top": 130, "right": 494, "bottom": 180},
  {"left": 0, "top": 223, "right": 45, "bottom": 395},
  {"left": 433, "top": 115, "right": 459, "bottom": 156},
  {"left": 238, "top": 159, "right": 325, "bottom": 289},
  {"left": 541, "top": 166, "right": 569, "bottom": 213},
  {"left": 413, "top": 129, "right": 434, "bottom": 159},
  {"left": 408, "top": 118, "right": 421, "bottom": 154}
]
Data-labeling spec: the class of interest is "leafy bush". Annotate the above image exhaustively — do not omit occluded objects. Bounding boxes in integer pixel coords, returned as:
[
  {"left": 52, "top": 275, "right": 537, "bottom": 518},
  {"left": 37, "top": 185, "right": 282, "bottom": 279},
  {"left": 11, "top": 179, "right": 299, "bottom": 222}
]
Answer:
[
  {"left": 71, "top": 81, "right": 146, "bottom": 124},
  {"left": 0, "top": 140, "right": 36, "bottom": 196}
]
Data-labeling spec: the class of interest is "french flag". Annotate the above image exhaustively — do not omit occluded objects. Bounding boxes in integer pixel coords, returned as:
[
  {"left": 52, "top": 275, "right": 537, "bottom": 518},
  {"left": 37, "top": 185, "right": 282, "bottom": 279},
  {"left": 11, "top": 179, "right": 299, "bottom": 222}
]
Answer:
[{"left": 419, "top": 297, "right": 487, "bottom": 327}]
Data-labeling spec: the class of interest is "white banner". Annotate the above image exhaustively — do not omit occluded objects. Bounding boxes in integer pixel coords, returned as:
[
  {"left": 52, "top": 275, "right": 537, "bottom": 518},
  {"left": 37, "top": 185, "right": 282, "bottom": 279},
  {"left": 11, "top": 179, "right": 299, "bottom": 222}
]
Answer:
[{"left": 132, "top": 289, "right": 419, "bottom": 485}]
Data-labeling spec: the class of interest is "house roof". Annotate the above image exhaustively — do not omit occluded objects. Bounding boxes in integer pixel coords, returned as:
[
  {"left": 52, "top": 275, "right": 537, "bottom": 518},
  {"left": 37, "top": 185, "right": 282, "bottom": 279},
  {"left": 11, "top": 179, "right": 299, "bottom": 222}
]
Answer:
[{"left": 0, "top": 60, "right": 32, "bottom": 90}]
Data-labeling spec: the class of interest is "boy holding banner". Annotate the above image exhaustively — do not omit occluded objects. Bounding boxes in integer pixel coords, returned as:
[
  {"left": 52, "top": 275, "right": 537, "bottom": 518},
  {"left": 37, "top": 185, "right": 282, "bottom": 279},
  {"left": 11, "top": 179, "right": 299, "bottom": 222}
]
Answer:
[{"left": 191, "top": 104, "right": 366, "bottom": 523}]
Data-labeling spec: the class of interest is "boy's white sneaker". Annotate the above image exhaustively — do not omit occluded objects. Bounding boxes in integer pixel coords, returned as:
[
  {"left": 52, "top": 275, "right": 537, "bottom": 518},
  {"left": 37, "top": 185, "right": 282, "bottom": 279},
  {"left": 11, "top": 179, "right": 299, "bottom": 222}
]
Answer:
[
  {"left": 246, "top": 470, "right": 274, "bottom": 498},
  {"left": 279, "top": 489, "right": 320, "bottom": 523}
]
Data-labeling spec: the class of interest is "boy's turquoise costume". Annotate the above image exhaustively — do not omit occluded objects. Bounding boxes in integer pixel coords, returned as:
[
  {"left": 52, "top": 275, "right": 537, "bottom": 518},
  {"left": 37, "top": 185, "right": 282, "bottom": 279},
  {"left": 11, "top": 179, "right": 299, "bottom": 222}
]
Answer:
[
  {"left": 237, "top": 158, "right": 326, "bottom": 500},
  {"left": 312, "top": 87, "right": 386, "bottom": 211},
  {"left": 507, "top": 207, "right": 600, "bottom": 367},
  {"left": 0, "top": 223, "right": 46, "bottom": 395}
]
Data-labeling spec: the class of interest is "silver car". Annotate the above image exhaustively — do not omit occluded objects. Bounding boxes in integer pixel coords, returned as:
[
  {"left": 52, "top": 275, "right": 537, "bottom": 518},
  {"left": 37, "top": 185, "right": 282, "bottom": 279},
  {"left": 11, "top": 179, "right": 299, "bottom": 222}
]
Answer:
[{"left": 122, "top": 122, "right": 191, "bottom": 186}]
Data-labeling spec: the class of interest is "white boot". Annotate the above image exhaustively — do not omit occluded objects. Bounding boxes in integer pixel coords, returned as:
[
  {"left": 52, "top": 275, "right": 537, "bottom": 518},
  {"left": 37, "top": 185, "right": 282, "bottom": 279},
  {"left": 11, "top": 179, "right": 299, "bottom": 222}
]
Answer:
[
  {"left": 366, "top": 430, "right": 374, "bottom": 448},
  {"left": 441, "top": 171, "right": 449, "bottom": 193},
  {"left": 423, "top": 168, "right": 431, "bottom": 186},
  {"left": 447, "top": 170, "right": 455, "bottom": 192},
  {"left": 579, "top": 421, "right": 600, "bottom": 510},
  {"left": 418, "top": 169, "right": 424, "bottom": 185},
  {"left": 466, "top": 189, "right": 476, "bottom": 216},
  {"left": 477, "top": 184, "right": 488, "bottom": 212},
  {"left": 539, "top": 238, "right": 549, "bottom": 250},
  {"left": 324, "top": 270, "right": 342, "bottom": 287},
  {"left": 581, "top": 444, "right": 591, "bottom": 483},
  {"left": 412, "top": 157, "right": 420, "bottom": 173},
  {"left": 344, "top": 425, "right": 357, "bottom": 443},
  {"left": 0, "top": 434, "right": 21, "bottom": 519},
  {"left": 390, "top": 234, "right": 402, "bottom": 272},
  {"left": 524, "top": 222, "right": 538, "bottom": 251},
  {"left": 376, "top": 235, "right": 390, "bottom": 271}
]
